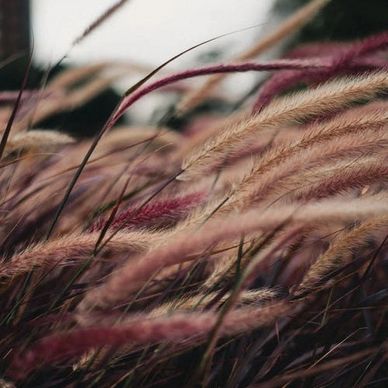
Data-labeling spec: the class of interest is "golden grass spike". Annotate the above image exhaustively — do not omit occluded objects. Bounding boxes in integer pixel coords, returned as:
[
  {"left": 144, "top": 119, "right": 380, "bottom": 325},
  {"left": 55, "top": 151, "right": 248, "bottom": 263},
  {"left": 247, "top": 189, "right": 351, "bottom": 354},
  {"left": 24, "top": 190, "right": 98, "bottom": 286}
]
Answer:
[
  {"left": 295, "top": 216, "right": 388, "bottom": 295},
  {"left": 180, "top": 72, "right": 388, "bottom": 181},
  {"left": 0, "top": 231, "right": 157, "bottom": 281},
  {"left": 3, "top": 130, "right": 75, "bottom": 158},
  {"left": 78, "top": 194, "right": 388, "bottom": 311},
  {"left": 227, "top": 130, "right": 388, "bottom": 211},
  {"left": 149, "top": 288, "right": 277, "bottom": 317},
  {"left": 240, "top": 105, "right": 388, "bottom": 186}
]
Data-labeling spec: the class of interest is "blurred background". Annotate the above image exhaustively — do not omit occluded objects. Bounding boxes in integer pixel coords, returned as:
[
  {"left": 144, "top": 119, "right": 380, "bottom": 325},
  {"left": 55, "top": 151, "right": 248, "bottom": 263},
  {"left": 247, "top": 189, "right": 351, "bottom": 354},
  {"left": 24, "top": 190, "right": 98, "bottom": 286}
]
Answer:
[
  {"left": 0, "top": 0, "right": 387, "bottom": 134},
  {"left": 31, "top": 0, "right": 273, "bottom": 67},
  {"left": 0, "top": 0, "right": 273, "bottom": 132},
  {"left": 31, "top": 0, "right": 273, "bottom": 123}
]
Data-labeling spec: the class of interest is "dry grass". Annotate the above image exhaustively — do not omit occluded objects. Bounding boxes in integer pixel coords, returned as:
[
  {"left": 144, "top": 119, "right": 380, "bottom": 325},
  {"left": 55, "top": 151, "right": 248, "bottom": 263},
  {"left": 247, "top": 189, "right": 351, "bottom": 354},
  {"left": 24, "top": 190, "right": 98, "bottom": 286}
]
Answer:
[{"left": 0, "top": 3, "right": 387, "bottom": 387}]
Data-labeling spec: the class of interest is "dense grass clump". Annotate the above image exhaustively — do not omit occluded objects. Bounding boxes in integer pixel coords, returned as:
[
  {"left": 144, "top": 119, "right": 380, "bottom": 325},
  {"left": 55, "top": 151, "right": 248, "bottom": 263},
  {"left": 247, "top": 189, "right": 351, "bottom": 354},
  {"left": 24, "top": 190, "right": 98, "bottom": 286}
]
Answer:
[{"left": 0, "top": 1, "right": 387, "bottom": 386}]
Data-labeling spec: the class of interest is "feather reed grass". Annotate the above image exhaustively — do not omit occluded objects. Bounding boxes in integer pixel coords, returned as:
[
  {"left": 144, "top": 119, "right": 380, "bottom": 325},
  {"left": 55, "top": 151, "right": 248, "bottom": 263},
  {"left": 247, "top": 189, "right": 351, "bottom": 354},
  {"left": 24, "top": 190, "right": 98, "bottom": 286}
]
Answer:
[
  {"left": 295, "top": 216, "right": 388, "bottom": 295},
  {"left": 181, "top": 71, "right": 388, "bottom": 180},
  {"left": 3, "top": 130, "right": 74, "bottom": 158},
  {"left": 0, "top": 7, "right": 387, "bottom": 387},
  {"left": 9, "top": 302, "right": 290, "bottom": 380},
  {"left": 0, "top": 231, "right": 154, "bottom": 281},
  {"left": 79, "top": 195, "right": 388, "bottom": 310}
]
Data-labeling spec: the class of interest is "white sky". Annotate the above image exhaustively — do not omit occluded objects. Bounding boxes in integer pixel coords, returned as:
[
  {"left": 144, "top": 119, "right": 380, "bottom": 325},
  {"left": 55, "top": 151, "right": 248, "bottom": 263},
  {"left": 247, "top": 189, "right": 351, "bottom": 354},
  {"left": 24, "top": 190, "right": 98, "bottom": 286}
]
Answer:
[
  {"left": 31, "top": 0, "right": 274, "bottom": 121},
  {"left": 31, "top": 0, "right": 273, "bottom": 68}
]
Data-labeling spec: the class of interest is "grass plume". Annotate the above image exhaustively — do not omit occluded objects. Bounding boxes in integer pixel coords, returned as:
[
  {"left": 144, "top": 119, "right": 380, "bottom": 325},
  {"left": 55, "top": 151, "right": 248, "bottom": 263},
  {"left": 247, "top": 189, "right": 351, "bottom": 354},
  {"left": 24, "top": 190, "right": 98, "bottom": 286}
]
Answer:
[{"left": 0, "top": 8, "right": 387, "bottom": 387}]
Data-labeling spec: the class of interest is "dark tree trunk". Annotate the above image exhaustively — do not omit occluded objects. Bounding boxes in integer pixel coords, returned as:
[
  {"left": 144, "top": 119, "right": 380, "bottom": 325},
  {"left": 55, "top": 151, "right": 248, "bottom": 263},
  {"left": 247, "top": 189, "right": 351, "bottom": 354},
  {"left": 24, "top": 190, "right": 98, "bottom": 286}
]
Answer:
[
  {"left": 0, "top": 0, "right": 30, "bottom": 59},
  {"left": 273, "top": 0, "right": 388, "bottom": 44}
]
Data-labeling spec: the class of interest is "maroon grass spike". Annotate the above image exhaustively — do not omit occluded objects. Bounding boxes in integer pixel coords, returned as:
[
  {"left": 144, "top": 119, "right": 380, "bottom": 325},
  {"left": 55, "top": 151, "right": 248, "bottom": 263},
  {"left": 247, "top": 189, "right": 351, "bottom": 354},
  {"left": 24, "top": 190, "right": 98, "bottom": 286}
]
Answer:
[
  {"left": 90, "top": 191, "right": 205, "bottom": 232},
  {"left": 109, "top": 58, "right": 328, "bottom": 126},
  {"left": 252, "top": 31, "right": 388, "bottom": 113}
]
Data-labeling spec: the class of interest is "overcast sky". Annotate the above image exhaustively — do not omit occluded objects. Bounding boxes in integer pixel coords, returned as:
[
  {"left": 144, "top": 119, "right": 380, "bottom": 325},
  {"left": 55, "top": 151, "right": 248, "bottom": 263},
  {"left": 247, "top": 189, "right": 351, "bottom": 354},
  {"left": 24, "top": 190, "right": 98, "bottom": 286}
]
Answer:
[{"left": 31, "top": 0, "right": 273, "bottom": 68}]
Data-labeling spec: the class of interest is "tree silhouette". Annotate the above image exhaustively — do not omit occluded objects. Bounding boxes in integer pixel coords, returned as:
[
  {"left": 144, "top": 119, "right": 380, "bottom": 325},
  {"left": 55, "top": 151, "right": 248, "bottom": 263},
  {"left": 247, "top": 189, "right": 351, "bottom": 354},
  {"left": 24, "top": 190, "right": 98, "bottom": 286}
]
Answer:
[{"left": 274, "top": 0, "right": 388, "bottom": 43}]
